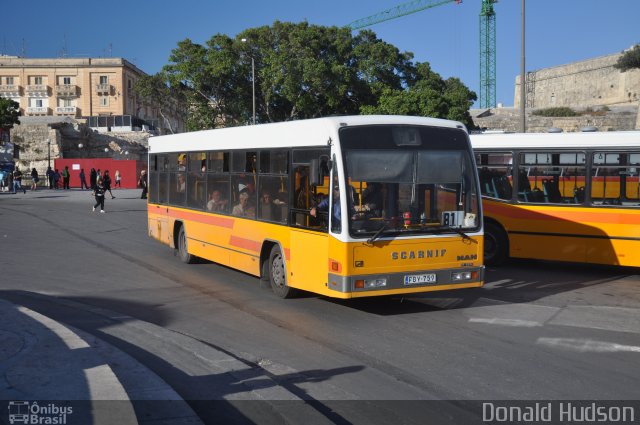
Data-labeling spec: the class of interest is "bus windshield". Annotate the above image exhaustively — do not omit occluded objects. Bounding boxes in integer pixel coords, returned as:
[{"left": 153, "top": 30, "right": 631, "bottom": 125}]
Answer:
[{"left": 340, "top": 125, "right": 480, "bottom": 238}]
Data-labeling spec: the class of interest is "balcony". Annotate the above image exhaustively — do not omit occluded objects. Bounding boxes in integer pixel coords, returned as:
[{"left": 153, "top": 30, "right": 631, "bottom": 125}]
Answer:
[
  {"left": 26, "top": 84, "right": 49, "bottom": 94},
  {"left": 96, "top": 84, "right": 111, "bottom": 94},
  {"left": 26, "top": 107, "right": 49, "bottom": 115},
  {"left": 55, "top": 84, "right": 78, "bottom": 97},
  {"left": 0, "top": 84, "right": 20, "bottom": 95},
  {"left": 55, "top": 106, "right": 77, "bottom": 115}
]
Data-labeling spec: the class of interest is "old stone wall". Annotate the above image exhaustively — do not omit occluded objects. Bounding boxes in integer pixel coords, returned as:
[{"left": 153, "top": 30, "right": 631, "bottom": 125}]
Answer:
[
  {"left": 471, "top": 104, "right": 639, "bottom": 133},
  {"left": 514, "top": 51, "right": 640, "bottom": 109},
  {"left": 10, "top": 121, "right": 149, "bottom": 176}
]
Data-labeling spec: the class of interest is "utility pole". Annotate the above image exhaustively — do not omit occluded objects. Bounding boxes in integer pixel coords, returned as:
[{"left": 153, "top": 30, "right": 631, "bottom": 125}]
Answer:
[{"left": 520, "top": 0, "right": 526, "bottom": 133}]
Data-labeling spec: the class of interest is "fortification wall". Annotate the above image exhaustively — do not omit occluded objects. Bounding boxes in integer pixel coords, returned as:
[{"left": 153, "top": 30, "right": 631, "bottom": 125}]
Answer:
[
  {"left": 10, "top": 121, "right": 149, "bottom": 175},
  {"left": 514, "top": 51, "right": 640, "bottom": 109},
  {"left": 471, "top": 105, "right": 639, "bottom": 133}
]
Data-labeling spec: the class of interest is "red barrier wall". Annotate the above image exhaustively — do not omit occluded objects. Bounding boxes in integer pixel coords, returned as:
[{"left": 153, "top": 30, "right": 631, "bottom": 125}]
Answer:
[{"left": 53, "top": 159, "right": 146, "bottom": 189}]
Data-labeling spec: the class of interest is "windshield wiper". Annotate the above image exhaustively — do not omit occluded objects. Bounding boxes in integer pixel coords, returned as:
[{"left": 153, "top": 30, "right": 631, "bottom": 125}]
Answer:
[
  {"left": 366, "top": 223, "right": 388, "bottom": 244},
  {"left": 441, "top": 226, "right": 477, "bottom": 243}
]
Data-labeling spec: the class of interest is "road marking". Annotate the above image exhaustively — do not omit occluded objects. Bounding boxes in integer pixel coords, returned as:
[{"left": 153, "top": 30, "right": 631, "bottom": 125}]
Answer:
[
  {"left": 537, "top": 338, "right": 640, "bottom": 353},
  {"left": 18, "top": 306, "right": 90, "bottom": 350},
  {"left": 469, "top": 317, "right": 542, "bottom": 328},
  {"left": 469, "top": 318, "right": 542, "bottom": 327},
  {"left": 482, "top": 279, "right": 513, "bottom": 289}
]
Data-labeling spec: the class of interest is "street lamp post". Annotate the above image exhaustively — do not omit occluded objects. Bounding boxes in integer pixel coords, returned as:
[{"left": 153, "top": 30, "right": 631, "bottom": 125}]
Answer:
[
  {"left": 241, "top": 38, "right": 256, "bottom": 125},
  {"left": 520, "top": 0, "right": 526, "bottom": 133}
]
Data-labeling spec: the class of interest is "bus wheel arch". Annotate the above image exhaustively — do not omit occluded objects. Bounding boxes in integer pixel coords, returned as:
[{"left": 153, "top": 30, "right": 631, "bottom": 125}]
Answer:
[
  {"left": 267, "top": 244, "right": 297, "bottom": 298},
  {"left": 259, "top": 241, "right": 276, "bottom": 285},
  {"left": 484, "top": 219, "right": 509, "bottom": 266},
  {"left": 174, "top": 221, "right": 196, "bottom": 264}
]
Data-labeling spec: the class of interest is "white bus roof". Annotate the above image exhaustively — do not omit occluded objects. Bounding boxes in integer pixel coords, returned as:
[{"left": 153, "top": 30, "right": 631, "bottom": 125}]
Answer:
[
  {"left": 149, "top": 115, "right": 465, "bottom": 154},
  {"left": 470, "top": 131, "right": 640, "bottom": 150}
]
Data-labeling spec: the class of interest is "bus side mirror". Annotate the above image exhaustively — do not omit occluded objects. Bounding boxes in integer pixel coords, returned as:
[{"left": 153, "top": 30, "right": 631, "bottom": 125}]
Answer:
[
  {"left": 310, "top": 156, "right": 332, "bottom": 187},
  {"left": 310, "top": 159, "right": 320, "bottom": 187}
]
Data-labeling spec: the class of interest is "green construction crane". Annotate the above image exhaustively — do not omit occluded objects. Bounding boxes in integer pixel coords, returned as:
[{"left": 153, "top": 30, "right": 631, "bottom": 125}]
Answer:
[
  {"left": 479, "top": 0, "right": 497, "bottom": 108},
  {"left": 347, "top": 0, "right": 497, "bottom": 108},
  {"left": 347, "top": 0, "right": 461, "bottom": 30}
]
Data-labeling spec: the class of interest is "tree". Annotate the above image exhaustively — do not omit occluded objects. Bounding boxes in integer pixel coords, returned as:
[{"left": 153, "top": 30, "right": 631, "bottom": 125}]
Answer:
[
  {"left": 0, "top": 97, "right": 20, "bottom": 131},
  {"left": 134, "top": 74, "right": 186, "bottom": 134},
  {"left": 361, "top": 62, "right": 477, "bottom": 129},
  {"left": 614, "top": 45, "right": 640, "bottom": 72},
  {"left": 161, "top": 22, "right": 477, "bottom": 130}
]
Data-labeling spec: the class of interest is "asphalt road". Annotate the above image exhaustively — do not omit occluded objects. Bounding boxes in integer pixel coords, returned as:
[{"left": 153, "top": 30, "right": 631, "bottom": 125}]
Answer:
[{"left": 1, "top": 188, "right": 639, "bottom": 424}]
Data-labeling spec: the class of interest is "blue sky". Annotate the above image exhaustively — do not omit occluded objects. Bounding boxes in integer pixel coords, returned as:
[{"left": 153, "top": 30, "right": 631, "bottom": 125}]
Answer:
[{"left": 3, "top": 0, "right": 639, "bottom": 108}]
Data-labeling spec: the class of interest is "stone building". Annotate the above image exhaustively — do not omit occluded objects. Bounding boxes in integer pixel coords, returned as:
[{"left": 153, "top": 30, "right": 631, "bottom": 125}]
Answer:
[
  {"left": 474, "top": 47, "right": 640, "bottom": 133},
  {"left": 514, "top": 48, "right": 640, "bottom": 109},
  {"left": 0, "top": 56, "right": 185, "bottom": 134}
]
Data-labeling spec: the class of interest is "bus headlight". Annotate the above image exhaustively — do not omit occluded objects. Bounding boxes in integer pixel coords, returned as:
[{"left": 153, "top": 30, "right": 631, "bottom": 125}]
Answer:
[
  {"left": 451, "top": 271, "right": 477, "bottom": 281},
  {"left": 355, "top": 278, "right": 387, "bottom": 289}
]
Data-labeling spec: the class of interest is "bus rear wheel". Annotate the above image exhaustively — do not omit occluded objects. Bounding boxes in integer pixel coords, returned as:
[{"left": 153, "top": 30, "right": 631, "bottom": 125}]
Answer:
[
  {"left": 269, "top": 245, "right": 296, "bottom": 298},
  {"left": 484, "top": 221, "right": 508, "bottom": 266},
  {"left": 177, "top": 225, "right": 196, "bottom": 264}
]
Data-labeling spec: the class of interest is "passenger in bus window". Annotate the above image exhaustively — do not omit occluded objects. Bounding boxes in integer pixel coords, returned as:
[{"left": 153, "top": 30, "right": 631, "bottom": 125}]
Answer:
[
  {"left": 259, "top": 190, "right": 275, "bottom": 221},
  {"left": 361, "top": 182, "right": 383, "bottom": 216},
  {"left": 177, "top": 174, "right": 186, "bottom": 193},
  {"left": 207, "top": 189, "right": 228, "bottom": 212},
  {"left": 232, "top": 191, "right": 256, "bottom": 218}
]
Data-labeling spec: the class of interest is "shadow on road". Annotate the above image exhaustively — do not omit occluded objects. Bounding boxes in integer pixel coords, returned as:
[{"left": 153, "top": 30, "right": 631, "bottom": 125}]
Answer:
[
  {"left": 330, "top": 259, "right": 638, "bottom": 316},
  {"left": 0, "top": 290, "right": 369, "bottom": 425}
]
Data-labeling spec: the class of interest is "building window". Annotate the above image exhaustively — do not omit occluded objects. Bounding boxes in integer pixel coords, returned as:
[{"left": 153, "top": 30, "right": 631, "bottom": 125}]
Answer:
[
  {"left": 127, "top": 79, "right": 132, "bottom": 89},
  {"left": 6, "top": 77, "right": 14, "bottom": 85},
  {"left": 62, "top": 77, "right": 71, "bottom": 85},
  {"left": 34, "top": 76, "right": 43, "bottom": 85},
  {"left": 99, "top": 76, "right": 108, "bottom": 84},
  {"left": 33, "top": 99, "right": 43, "bottom": 107},
  {"left": 100, "top": 96, "right": 108, "bottom": 107},
  {"left": 60, "top": 99, "right": 73, "bottom": 107}
]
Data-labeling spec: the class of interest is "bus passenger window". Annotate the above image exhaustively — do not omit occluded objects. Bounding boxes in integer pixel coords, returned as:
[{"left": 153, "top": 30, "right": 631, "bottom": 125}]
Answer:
[
  {"left": 476, "top": 152, "right": 512, "bottom": 200},
  {"left": 258, "top": 176, "right": 288, "bottom": 223}
]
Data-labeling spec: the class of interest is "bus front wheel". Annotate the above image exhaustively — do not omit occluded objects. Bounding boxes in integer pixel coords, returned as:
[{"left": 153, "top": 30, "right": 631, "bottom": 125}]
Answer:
[
  {"left": 177, "top": 225, "right": 196, "bottom": 264},
  {"left": 484, "top": 221, "right": 508, "bottom": 266},
  {"left": 269, "top": 245, "right": 296, "bottom": 298}
]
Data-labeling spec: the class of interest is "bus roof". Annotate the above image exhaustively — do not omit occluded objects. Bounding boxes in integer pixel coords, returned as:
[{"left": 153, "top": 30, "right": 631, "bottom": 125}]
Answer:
[
  {"left": 470, "top": 131, "right": 640, "bottom": 150},
  {"left": 149, "top": 115, "right": 465, "bottom": 154}
]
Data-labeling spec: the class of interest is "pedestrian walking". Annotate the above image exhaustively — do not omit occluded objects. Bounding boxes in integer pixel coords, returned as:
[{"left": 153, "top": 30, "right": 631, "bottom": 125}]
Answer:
[
  {"left": 114, "top": 170, "right": 122, "bottom": 188},
  {"left": 0, "top": 169, "right": 6, "bottom": 192},
  {"left": 90, "top": 168, "right": 97, "bottom": 190},
  {"left": 62, "top": 166, "right": 70, "bottom": 189},
  {"left": 92, "top": 177, "right": 106, "bottom": 213},
  {"left": 12, "top": 167, "right": 26, "bottom": 194},
  {"left": 30, "top": 168, "right": 39, "bottom": 191},
  {"left": 46, "top": 166, "right": 54, "bottom": 189},
  {"left": 139, "top": 170, "right": 148, "bottom": 199},
  {"left": 79, "top": 169, "right": 89, "bottom": 190},
  {"left": 53, "top": 169, "right": 61, "bottom": 189},
  {"left": 103, "top": 170, "right": 115, "bottom": 199}
]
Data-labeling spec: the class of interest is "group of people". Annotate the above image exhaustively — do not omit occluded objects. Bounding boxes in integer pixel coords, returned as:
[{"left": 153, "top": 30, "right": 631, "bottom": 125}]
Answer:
[
  {"left": 0, "top": 166, "right": 27, "bottom": 194},
  {"left": 205, "top": 181, "right": 286, "bottom": 221},
  {"left": 92, "top": 169, "right": 147, "bottom": 213}
]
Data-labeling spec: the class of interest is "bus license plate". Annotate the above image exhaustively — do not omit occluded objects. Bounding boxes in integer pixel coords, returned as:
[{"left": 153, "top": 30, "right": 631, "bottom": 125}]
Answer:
[{"left": 404, "top": 273, "right": 437, "bottom": 285}]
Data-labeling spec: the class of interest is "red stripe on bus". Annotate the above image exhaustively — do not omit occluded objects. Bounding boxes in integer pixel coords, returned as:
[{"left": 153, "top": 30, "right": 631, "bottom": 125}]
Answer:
[
  {"left": 229, "top": 236, "right": 261, "bottom": 253},
  {"left": 484, "top": 202, "right": 640, "bottom": 225},
  {"left": 148, "top": 205, "right": 235, "bottom": 229}
]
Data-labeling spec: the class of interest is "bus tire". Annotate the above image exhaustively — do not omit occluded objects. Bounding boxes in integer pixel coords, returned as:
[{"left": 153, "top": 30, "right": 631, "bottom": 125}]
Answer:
[
  {"left": 484, "top": 221, "right": 508, "bottom": 266},
  {"left": 269, "top": 245, "right": 297, "bottom": 298},
  {"left": 177, "top": 225, "right": 196, "bottom": 264}
]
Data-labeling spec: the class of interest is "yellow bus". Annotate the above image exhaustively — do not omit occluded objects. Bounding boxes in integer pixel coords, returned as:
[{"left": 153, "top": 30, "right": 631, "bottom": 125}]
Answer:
[
  {"left": 471, "top": 130, "right": 640, "bottom": 266},
  {"left": 147, "top": 116, "right": 484, "bottom": 298}
]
